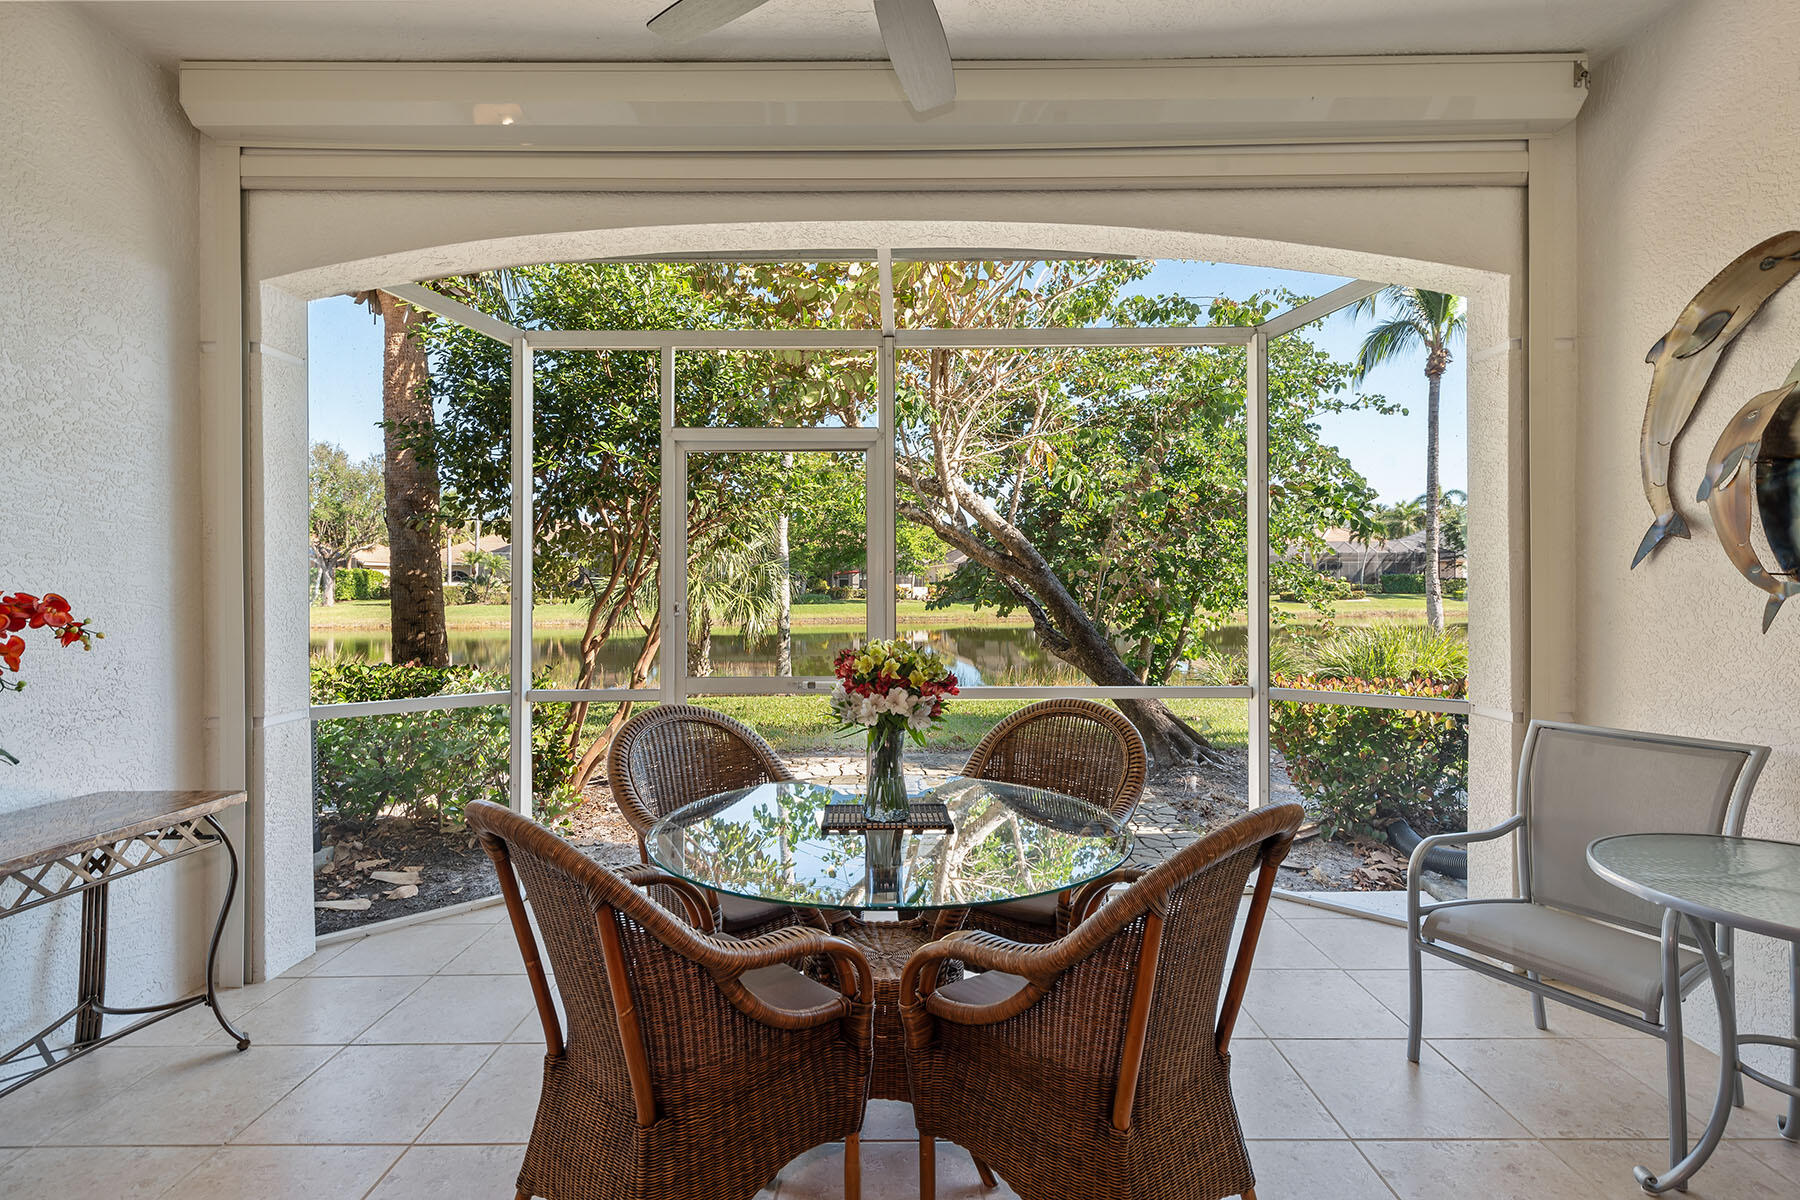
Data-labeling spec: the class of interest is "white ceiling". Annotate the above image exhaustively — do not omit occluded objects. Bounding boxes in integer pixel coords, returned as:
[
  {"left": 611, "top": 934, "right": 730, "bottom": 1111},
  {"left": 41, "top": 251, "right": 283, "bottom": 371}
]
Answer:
[{"left": 86, "top": 0, "right": 1680, "bottom": 65}]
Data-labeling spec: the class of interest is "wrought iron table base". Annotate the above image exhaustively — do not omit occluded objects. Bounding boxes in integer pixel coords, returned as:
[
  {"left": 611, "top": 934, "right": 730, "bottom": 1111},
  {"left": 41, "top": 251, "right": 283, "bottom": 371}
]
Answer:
[
  {"left": 1634, "top": 920, "right": 1800, "bottom": 1194},
  {"left": 0, "top": 813, "right": 250, "bottom": 1100}
]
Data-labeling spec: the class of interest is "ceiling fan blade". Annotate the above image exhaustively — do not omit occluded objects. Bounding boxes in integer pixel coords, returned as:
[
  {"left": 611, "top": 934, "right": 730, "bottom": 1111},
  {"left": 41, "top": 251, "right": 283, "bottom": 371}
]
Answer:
[
  {"left": 647, "top": 0, "right": 776, "bottom": 42},
  {"left": 872, "top": 0, "right": 956, "bottom": 112}
]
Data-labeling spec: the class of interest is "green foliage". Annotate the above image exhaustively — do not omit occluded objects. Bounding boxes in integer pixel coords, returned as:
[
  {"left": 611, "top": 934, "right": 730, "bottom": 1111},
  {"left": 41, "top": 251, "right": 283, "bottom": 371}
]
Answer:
[
  {"left": 311, "top": 661, "right": 581, "bottom": 828},
  {"left": 332, "top": 568, "right": 388, "bottom": 601},
  {"left": 1309, "top": 623, "right": 1467, "bottom": 681},
  {"left": 1270, "top": 675, "right": 1469, "bottom": 838},
  {"left": 1380, "top": 572, "right": 1425, "bottom": 594},
  {"left": 309, "top": 442, "right": 384, "bottom": 602}
]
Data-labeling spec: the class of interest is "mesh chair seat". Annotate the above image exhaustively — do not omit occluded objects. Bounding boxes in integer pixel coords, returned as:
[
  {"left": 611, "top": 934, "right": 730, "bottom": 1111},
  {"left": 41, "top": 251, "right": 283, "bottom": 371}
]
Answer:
[{"left": 1422, "top": 901, "right": 1701, "bottom": 1013}]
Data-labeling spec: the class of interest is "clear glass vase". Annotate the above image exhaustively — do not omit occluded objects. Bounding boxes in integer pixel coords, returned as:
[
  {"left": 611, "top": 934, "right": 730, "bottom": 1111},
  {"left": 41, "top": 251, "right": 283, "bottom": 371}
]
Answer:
[{"left": 862, "top": 719, "right": 910, "bottom": 824}]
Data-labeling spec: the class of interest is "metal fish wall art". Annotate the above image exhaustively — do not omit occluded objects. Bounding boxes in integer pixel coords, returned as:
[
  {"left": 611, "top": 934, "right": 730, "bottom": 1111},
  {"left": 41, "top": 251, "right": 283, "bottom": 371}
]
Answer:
[
  {"left": 1633, "top": 230, "right": 1800, "bottom": 568},
  {"left": 1696, "top": 361, "right": 1800, "bottom": 631}
]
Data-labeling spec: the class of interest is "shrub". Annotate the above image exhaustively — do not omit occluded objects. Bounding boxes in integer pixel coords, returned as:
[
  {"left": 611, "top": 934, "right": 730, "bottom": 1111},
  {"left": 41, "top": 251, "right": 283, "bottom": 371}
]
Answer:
[
  {"left": 1444, "top": 578, "right": 1468, "bottom": 600},
  {"left": 1380, "top": 572, "right": 1424, "bottom": 594},
  {"left": 1269, "top": 674, "right": 1468, "bottom": 838},
  {"left": 331, "top": 567, "right": 388, "bottom": 601},
  {"left": 311, "top": 661, "right": 581, "bottom": 829},
  {"left": 828, "top": 586, "right": 852, "bottom": 601},
  {"left": 1309, "top": 624, "right": 1467, "bottom": 682}
]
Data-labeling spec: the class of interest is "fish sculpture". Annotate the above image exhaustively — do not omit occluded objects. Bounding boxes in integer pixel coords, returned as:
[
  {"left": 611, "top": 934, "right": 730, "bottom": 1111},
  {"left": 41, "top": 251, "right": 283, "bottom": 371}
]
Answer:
[
  {"left": 1695, "top": 361, "right": 1800, "bottom": 631},
  {"left": 1633, "top": 230, "right": 1800, "bottom": 568}
]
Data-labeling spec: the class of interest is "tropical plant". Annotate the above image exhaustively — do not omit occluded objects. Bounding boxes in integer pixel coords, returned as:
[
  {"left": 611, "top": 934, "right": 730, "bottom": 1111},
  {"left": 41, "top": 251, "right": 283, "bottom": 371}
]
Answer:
[
  {"left": 308, "top": 442, "right": 385, "bottom": 606},
  {"left": 1309, "top": 623, "right": 1468, "bottom": 682},
  {"left": 687, "top": 532, "right": 786, "bottom": 677},
  {"left": 1376, "top": 497, "right": 1425, "bottom": 540},
  {"left": 1352, "top": 287, "right": 1467, "bottom": 633}
]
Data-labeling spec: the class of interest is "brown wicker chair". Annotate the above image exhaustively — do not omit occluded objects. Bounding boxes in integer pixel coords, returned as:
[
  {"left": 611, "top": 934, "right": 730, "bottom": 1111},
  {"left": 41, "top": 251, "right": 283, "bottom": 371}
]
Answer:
[
  {"left": 466, "top": 799, "right": 875, "bottom": 1200},
  {"left": 900, "top": 803, "right": 1304, "bottom": 1200},
  {"left": 609, "top": 703, "right": 821, "bottom": 937},
  {"left": 958, "top": 699, "right": 1148, "bottom": 943}
]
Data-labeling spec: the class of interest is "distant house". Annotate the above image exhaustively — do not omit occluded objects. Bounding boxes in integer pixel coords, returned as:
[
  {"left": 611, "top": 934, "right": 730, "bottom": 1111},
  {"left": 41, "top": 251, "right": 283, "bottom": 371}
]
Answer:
[{"left": 1298, "top": 527, "right": 1464, "bottom": 584}]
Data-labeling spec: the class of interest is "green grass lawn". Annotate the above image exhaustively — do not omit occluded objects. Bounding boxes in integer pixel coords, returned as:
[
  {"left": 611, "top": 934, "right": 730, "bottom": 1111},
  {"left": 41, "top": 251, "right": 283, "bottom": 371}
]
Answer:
[{"left": 556, "top": 694, "right": 1249, "bottom": 756}]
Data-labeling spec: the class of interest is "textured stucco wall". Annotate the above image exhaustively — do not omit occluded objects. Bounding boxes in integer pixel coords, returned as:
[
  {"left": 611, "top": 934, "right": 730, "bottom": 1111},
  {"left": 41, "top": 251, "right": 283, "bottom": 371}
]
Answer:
[
  {"left": 1577, "top": 0, "right": 1800, "bottom": 1062},
  {"left": 0, "top": 6, "right": 206, "bottom": 1044},
  {"left": 246, "top": 189, "right": 1526, "bottom": 947}
]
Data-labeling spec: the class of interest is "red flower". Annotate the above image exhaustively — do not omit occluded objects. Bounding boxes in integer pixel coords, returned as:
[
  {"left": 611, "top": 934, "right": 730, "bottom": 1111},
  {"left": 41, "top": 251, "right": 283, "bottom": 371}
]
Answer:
[{"left": 1, "top": 636, "right": 22, "bottom": 673}]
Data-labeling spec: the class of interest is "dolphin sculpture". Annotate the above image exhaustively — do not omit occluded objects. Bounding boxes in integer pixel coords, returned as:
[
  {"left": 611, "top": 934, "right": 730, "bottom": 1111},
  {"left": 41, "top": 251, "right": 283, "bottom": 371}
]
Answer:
[
  {"left": 1696, "top": 360, "right": 1800, "bottom": 631},
  {"left": 1633, "top": 230, "right": 1800, "bottom": 567}
]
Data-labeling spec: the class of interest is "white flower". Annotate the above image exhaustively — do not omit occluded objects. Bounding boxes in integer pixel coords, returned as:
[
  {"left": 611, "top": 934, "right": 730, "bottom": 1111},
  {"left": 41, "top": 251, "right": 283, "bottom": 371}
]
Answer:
[
  {"left": 885, "top": 686, "right": 911, "bottom": 713},
  {"left": 855, "top": 696, "right": 880, "bottom": 725}
]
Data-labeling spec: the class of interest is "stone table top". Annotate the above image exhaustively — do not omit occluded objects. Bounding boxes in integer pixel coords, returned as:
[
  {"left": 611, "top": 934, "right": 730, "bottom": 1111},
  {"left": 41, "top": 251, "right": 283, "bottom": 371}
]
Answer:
[{"left": 0, "top": 790, "right": 246, "bottom": 876}]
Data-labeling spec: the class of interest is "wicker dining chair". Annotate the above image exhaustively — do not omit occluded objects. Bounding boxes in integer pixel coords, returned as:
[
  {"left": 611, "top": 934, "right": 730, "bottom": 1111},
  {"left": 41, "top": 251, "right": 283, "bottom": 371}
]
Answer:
[
  {"left": 466, "top": 800, "right": 875, "bottom": 1200},
  {"left": 957, "top": 699, "right": 1148, "bottom": 942},
  {"left": 900, "top": 803, "right": 1303, "bottom": 1200},
  {"left": 609, "top": 703, "right": 822, "bottom": 937}
]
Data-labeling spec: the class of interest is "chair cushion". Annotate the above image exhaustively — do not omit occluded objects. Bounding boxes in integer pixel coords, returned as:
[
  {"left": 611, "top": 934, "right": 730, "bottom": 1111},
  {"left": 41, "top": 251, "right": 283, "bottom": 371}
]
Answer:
[
  {"left": 974, "top": 891, "right": 1059, "bottom": 930},
  {"left": 930, "top": 970, "right": 1031, "bottom": 1009},
  {"left": 740, "top": 963, "right": 844, "bottom": 1013},
  {"left": 1422, "top": 900, "right": 1700, "bottom": 1014},
  {"left": 718, "top": 892, "right": 798, "bottom": 934}
]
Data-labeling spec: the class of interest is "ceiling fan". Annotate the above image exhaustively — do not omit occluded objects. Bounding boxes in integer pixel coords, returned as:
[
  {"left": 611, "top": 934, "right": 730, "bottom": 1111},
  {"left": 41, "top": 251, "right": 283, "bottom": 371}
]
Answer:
[{"left": 647, "top": 0, "right": 956, "bottom": 113}]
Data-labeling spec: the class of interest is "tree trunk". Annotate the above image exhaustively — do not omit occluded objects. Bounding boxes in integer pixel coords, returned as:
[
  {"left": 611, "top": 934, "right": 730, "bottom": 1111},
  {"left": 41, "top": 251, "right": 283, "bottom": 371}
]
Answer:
[
  {"left": 377, "top": 293, "right": 449, "bottom": 667},
  {"left": 777, "top": 453, "right": 792, "bottom": 676},
  {"left": 689, "top": 607, "right": 714, "bottom": 677},
  {"left": 1423, "top": 367, "right": 1444, "bottom": 633},
  {"left": 319, "top": 557, "right": 339, "bottom": 605}
]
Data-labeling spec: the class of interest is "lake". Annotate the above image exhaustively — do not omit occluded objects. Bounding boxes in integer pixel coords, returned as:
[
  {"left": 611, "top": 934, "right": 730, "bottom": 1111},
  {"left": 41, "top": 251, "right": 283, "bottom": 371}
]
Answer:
[{"left": 309, "top": 622, "right": 1252, "bottom": 688}]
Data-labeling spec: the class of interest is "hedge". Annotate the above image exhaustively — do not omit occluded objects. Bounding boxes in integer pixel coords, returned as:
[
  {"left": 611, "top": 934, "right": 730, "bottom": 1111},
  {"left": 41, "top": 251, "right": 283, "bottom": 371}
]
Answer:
[
  {"left": 1268, "top": 673, "right": 1468, "bottom": 839},
  {"left": 332, "top": 567, "right": 389, "bottom": 600},
  {"left": 1375, "top": 573, "right": 1466, "bottom": 599}
]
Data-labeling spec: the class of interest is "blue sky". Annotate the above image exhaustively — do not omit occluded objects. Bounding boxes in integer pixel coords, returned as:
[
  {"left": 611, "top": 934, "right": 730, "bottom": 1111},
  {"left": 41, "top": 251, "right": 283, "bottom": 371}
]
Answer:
[{"left": 308, "top": 260, "right": 1467, "bottom": 505}]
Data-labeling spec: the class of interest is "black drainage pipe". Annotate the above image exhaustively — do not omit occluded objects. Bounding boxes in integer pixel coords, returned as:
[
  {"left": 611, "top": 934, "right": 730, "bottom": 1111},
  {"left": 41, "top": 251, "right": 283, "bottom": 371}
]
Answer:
[{"left": 1383, "top": 818, "right": 1468, "bottom": 879}]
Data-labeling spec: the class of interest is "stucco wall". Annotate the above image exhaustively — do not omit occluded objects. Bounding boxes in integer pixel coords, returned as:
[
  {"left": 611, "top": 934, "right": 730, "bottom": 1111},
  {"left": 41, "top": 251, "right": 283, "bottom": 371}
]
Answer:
[
  {"left": 1577, "top": 0, "right": 1800, "bottom": 1062},
  {"left": 0, "top": 6, "right": 208, "bottom": 1045}
]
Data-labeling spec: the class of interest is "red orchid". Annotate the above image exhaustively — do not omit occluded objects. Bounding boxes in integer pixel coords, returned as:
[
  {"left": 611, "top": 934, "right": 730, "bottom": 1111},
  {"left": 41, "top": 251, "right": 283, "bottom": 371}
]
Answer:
[{"left": 0, "top": 591, "right": 102, "bottom": 694}]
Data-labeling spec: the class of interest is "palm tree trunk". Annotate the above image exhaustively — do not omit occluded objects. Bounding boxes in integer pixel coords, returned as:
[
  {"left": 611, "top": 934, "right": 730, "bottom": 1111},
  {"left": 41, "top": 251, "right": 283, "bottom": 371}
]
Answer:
[
  {"left": 378, "top": 294, "right": 449, "bottom": 666},
  {"left": 777, "top": 453, "right": 792, "bottom": 675},
  {"left": 1423, "top": 369, "right": 1444, "bottom": 633}
]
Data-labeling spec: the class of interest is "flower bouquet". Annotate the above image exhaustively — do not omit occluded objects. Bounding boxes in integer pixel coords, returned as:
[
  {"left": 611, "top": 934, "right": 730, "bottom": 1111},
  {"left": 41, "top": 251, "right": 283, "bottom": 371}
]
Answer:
[
  {"left": 829, "top": 638, "right": 959, "bottom": 822},
  {"left": 2, "top": 591, "right": 102, "bottom": 765}
]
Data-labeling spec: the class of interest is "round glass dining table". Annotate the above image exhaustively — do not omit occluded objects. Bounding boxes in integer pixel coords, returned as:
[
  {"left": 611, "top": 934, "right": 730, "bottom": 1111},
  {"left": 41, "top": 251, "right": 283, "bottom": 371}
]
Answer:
[{"left": 646, "top": 776, "right": 1133, "bottom": 912}]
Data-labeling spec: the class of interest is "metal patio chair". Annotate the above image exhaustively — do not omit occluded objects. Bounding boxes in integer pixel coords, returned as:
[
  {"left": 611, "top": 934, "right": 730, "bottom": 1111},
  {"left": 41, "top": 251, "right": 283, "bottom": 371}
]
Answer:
[{"left": 1406, "top": 719, "right": 1769, "bottom": 1175}]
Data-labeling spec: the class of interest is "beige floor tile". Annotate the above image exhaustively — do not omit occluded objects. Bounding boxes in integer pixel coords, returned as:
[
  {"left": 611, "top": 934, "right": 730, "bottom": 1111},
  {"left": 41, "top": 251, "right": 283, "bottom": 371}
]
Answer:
[
  {"left": 1270, "top": 898, "right": 1343, "bottom": 920},
  {"left": 1233, "top": 919, "right": 1334, "bottom": 970},
  {"left": 1546, "top": 1137, "right": 1798, "bottom": 1199},
  {"left": 206, "top": 975, "right": 427, "bottom": 1045},
  {"left": 367, "top": 1144, "right": 526, "bottom": 1199},
  {"left": 0, "top": 1045, "right": 167, "bottom": 1145},
  {"left": 312, "top": 925, "right": 485, "bottom": 977},
  {"left": 1431, "top": 1038, "right": 1671, "bottom": 1138},
  {"left": 1244, "top": 1140, "right": 1396, "bottom": 1200},
  {"left": 67, "top": 1044, "right": 337, "bottom": 1145},
  {"left": 1276, "top": 1038, "right": 1528, "bottom": 1139},
  {"left": 1740, "top": 1137, "right": 1800, "bottom": 1182},
  {"left": 0, "top": 1145, "right": 199, "bottom": 1198},
  {"left": 861, "top": 1099, "right": 918, "bottom": 1141},
  {"left": 419, "top": 1044, "right": 541, "bottom": 1144},
  {"left": 775, "top": 1138, "right": 1018, "bottom": 1200},
  {"left": 1242, "top": 970, "right": 1407, "bottom": 1039},
  {"left": 1583, "top": 1036, "right": 1797, "bottom": 1138},
  {"left": 1293, "top": 917, "right": 1449, "bottom": 971},
  {"left": 439, "top": 922, "right": 530, "bottom": 974},
  {"left": 158, "top": 1144, "right": 402, "bottom": 1200},
  {"left": 99, "top": 999, "right": 254, "bottom": 1046},
  {"left": 1352, "top": 968, "right": 1623, "bottom": 1040},
  {"left": 356, "top": 974, "right": 535, "bottom": 1044},
  {"left": 1360, "top": 1140, "right": 1589, "bottom": 1200},
  {"left": 1229, "top": 1040, "right": 1343, "bottom": 1140},
  {"left": 235, "top": 1043, "right": 495, "bottom": 1144},
  {"left": 507, "top": 992, "right": 566, "bottom": 1044},
  {"left": 280, "top": 940, "right": 351, "bottom": 977},
  {"left": 418, "top": 900, "right": 507, "bottom": 924}
]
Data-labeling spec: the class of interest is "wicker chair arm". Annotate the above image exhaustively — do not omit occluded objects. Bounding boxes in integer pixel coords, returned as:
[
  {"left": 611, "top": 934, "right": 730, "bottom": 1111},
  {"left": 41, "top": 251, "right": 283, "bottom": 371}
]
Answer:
[
  {"left": 614, "top": 864, "right": 719, "bottom": 933},
  {"left": 1067, "top": 868, "right": 1146, "bottom": 927},
  {"left": 700, "top": 926, "right": 875, "bottom": 1037},
  {"left": 897, "top": 929, "right": 1065, "bottom": 1047}
]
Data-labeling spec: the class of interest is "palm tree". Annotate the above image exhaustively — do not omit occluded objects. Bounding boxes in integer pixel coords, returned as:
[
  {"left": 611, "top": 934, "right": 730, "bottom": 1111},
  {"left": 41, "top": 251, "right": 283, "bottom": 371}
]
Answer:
[
  {"left": 1378, "top": 497, "right": 1426, "bottom": 540},
  {"left": 1352, "top": 287, "right": 1466, "bottom": 632},
  {"left": 687, "top": 534, "right": 786, "bottom": 678}
]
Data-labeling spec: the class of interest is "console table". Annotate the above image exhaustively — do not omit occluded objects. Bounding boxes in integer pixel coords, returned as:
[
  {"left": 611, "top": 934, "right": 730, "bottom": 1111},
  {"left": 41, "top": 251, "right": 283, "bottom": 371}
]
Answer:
[{"left": 0, "top": 790, "right": 251, "bottom": 1098}]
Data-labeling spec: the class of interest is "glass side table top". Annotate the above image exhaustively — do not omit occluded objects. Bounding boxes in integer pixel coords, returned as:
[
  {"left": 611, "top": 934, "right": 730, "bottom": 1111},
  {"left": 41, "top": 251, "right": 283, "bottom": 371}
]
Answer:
[
  {"left": 647, "top": 777, "right": 1132, "bottom": 911},
  {"left": 1587, "top": 834, "right": 1800, "bottom": 942}
]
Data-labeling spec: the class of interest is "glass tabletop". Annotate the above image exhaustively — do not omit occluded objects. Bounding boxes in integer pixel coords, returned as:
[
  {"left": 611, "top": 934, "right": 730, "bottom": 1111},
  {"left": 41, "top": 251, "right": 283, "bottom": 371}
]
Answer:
[
  {"left": 1587, "top": 834, "right": 1800, "bottom": 942},
  {"left": 646, "top": 777, "right": 1133, "bottom": 911}
]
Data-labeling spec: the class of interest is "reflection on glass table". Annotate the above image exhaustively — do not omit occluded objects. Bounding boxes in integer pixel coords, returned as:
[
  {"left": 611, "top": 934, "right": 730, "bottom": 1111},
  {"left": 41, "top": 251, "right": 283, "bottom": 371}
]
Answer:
[{"left": 647, "top": 777, "right": 1132, "bottom": 911}]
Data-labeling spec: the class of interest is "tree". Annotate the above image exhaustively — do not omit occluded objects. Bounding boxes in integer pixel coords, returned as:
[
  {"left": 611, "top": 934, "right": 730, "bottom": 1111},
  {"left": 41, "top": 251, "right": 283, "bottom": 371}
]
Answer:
[
  {"left": 1352, "top": 287, "right": 1466, "bottom": 632},
  {"left": 353, "top": 290, "right": 450, "bottom": 665},
  {"left": 1378, "top": 498, "right": 1426, "bottom": 540},
  {"left": 308, "top": 442, "right": 384, "bottom": 606},
  {"left": 687, "top": 533, "right": 785, "bottom": 677}
]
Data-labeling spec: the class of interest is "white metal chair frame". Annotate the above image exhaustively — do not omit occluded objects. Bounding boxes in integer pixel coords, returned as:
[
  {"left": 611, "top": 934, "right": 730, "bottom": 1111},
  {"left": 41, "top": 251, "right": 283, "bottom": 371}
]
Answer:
[{"left": 1405, "top": 719, "right": 1770, "bottom": 1176}]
